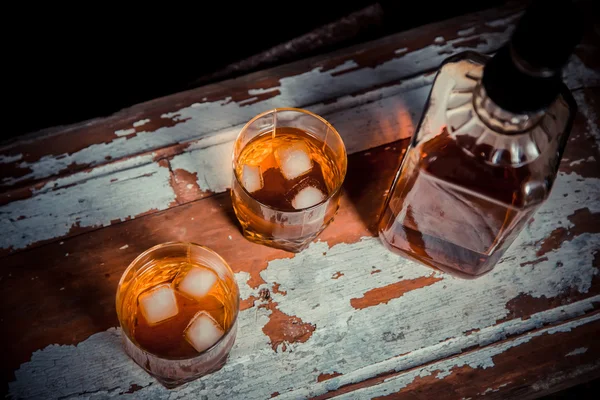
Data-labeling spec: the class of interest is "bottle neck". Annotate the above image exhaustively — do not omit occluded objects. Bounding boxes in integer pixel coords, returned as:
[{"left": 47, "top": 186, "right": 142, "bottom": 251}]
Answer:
[{"left": 473, "top": 83, "right": 545, "bottom": 134}]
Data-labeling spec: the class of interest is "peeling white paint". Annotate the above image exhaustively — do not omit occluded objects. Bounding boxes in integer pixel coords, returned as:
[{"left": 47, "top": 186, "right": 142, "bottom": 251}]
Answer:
[
  {"left": 247, "top": 87, "right": 279, "bottom": 97},
  {"left": 114, "top": 128, "right": 136, "bottom": 137},
  {"left": 3, "top": 11, "right": 600, "bottom": 398},
  {"left": 458, "top": 27, "right": 476, "bottom": 37},
  {"left": 8, "top": 159, "right": 600, "bottom": 397},
  {"left": 234, "top": 271, "right": 254, "bottom": 304},
  {"left": 570, "top": 156, "right": 595, "bottom": 166},
  {"left": 8, "top": 161, "right": 600, "bottom": 398},
  {"left": 0, "top": 161, "right": 176, "bottom": 250},
  {"left": 0, "top": 153, "right": 22, "bottom": 163},
  {"left": 171, "top": 139, "right": 233, "bottom": 194},
  {"left": 5, "top": 71, "right": 431, "bottom": 211},
  {"left": 573, "top": 90, "right": 600, "bottom": 143},
  {"left": 170, "top": 83, "right": 429, "bottom": 195},
  {"left": 237, "top": 96, "right": 260, "bottom": 106},
  {"left": 332, "top": 314, "right": 600, "bottom": 400},
  {"left": 566, "top": 347, "right": 588, "bottom": 357},
  {"left": 563, "top": 55, "right": 600, "bottom": 92},
  {"left": 327, "top": 60, "right": 360, "bottom": 75},
  {"left": 33, "top": 154, "right": 156, "bottom": 194},
  {"left": 9, "top": 290, "right": 599, "bottom": 400},
  {"left": 2, "top": 19, "right": 519, "bottom": 187},
  {"left": 133, "top": 119, "right": 151, "bottom": 128},
  {"left": 480, "top": 382, "right": 510, "bottom": 395}
]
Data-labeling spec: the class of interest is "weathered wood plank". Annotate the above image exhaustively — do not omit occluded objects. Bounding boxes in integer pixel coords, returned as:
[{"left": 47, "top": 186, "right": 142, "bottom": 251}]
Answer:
[
  {"left": 0, "top": 81, "right": 429, "bottom": 254},
  {"left": 0, "top": 156, "right": 175, "bottom": 252},
  {"left": 0, "top": 141, "right": 406, "bottom": 375},
  {"left": 322, "top": 312, "right": 600, "bottom": 400},
  {"left": 2, "top": 68, "right": 597, "bottom": 256},
  {"left": 1, "top": 4, "right": 525, "bottom": 190},
  {"left": 7, "top": 269, "right": 600, "bottom": 399},
  {"left": 1, "top": 3, "right": 599, "bottom": 398},
  {"left": 3, "top": 8, "right": 596, "bottom": 197},
  {"left": 3, "top": 85, "right": 599, "bottom": 397},
  {"left": 167, "top": 80, "right": 429, "bottom": 194},
  {"left": 2, "top": 3, "right": 597, "bottom": 257}
]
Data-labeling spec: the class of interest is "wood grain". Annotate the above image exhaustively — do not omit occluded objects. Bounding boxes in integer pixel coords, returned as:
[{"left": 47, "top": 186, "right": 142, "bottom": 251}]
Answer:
[
  {"left": 0, "top": 4, "right": 524, "bottom": 187},
  {"left": 0, "top": 3, "right": 530, "bottom": 255},
  {"left": 1, "top": 2, "right": 597, "bottom": 258},
  {"left": 0, "top": 142, "right": 408, "bottom": 383},
  {"left": 1, "top": 2, "right": 599, "bottom": 399},
  {"left": 4, "top": 95, "right": 600, "bottom": 397},
  {"left": 328, "top": 312, "right": 600, "bottom": 400}
]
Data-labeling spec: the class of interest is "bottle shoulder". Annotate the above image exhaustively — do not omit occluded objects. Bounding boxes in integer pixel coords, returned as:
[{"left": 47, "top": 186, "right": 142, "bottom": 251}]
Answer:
[
  {"left": 410, "top": 130, "right": 547, "bottom": 208},
  {"left": 410, "top": 57, "right": 577, "bottom": 208}
]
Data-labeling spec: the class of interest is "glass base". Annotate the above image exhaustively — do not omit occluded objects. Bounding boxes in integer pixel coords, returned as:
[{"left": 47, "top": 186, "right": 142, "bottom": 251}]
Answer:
[
  {"left": 152, "top": 354, "right": 229, "bottom": 389},
  {"left": 241, "top": 217, "right": 335, "bottom": 253},
  {"left": 378, "top": 233, "right": 495, "bottom": 280},
  {"left": 241, "top": 228, "right": 321, "bottom": 253},
  {"left": 121, "top": 321, "right": 237, "bottom": 388}
]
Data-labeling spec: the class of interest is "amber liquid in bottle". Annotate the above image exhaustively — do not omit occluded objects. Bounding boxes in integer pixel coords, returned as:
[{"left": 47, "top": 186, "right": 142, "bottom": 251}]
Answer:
[
  {"left": 379, "top": 128, "right": 537, "bottom": 278},
  {"left": 378, "top": 54, "right": 575, "bottom": 278}
]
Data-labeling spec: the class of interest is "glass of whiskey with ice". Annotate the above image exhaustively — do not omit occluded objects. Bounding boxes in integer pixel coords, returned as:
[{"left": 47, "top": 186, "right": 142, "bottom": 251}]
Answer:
[
  {"left": 231, "top": 108, "right": 347, "bottom": 252},
  {"left": 116, "top": 242, "right": 239, "bottom": 388}
]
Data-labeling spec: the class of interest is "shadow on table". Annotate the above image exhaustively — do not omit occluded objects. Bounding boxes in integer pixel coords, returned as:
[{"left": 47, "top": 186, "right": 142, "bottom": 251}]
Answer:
[
  {"left": 326, "top": 82, "right": 425, "bottom": 235},
  {"left": 342, "top": 138, "right": 409, "bottom": 235}
]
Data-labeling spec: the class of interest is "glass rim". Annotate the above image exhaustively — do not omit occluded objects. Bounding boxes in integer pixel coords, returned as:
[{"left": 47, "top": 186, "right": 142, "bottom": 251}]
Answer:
[
  {"left": 116, "top": 241, "right": 240, "bottom": 361},
  {"left": 232, "top": 107, "right": 347, "bottom": 213}
]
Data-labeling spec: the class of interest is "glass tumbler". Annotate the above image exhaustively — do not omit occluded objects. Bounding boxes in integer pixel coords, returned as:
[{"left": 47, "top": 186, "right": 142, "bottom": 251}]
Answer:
[
  {"left": 116, "top": 242, "right": 239, "bottom": 387},
  {"left": 231, "top": 108, "right": 347, "bottom": 252}
]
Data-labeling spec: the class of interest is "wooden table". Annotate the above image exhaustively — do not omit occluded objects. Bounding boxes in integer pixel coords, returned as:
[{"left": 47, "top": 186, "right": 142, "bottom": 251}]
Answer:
[{"left": 2, "top": 4, "right": 599, "bottom": 399}]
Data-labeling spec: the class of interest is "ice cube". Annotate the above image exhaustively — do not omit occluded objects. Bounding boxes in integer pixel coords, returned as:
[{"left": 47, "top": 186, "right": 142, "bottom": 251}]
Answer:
[
  {"left": 184, "top": 311, "right": 224, "bottom": 353},
  {"left": 138, "top": 284, "right": 179, "bottom": 326},
  {"left": 275, "top": 142, "right": 313, "bottom": 180},
  {"left": 178, "top": 267, "right": 218, "bottom": 300},
  {"left": 242, "top": 164, "right": 263, "bottom": 193},
  {"left": 292, "top": 185, "right": 326, "bottom": 209}
]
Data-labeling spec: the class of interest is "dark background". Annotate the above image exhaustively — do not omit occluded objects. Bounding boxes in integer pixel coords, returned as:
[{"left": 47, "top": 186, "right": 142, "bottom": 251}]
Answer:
[{"left": 4, "top": 0, "right": 505, "bottom": 141}]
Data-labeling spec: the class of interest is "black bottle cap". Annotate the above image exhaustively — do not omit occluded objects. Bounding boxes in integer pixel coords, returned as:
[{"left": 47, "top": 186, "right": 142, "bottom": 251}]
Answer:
[{"left": 482, "top": 0, "right": 583, "bottom": 113}]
